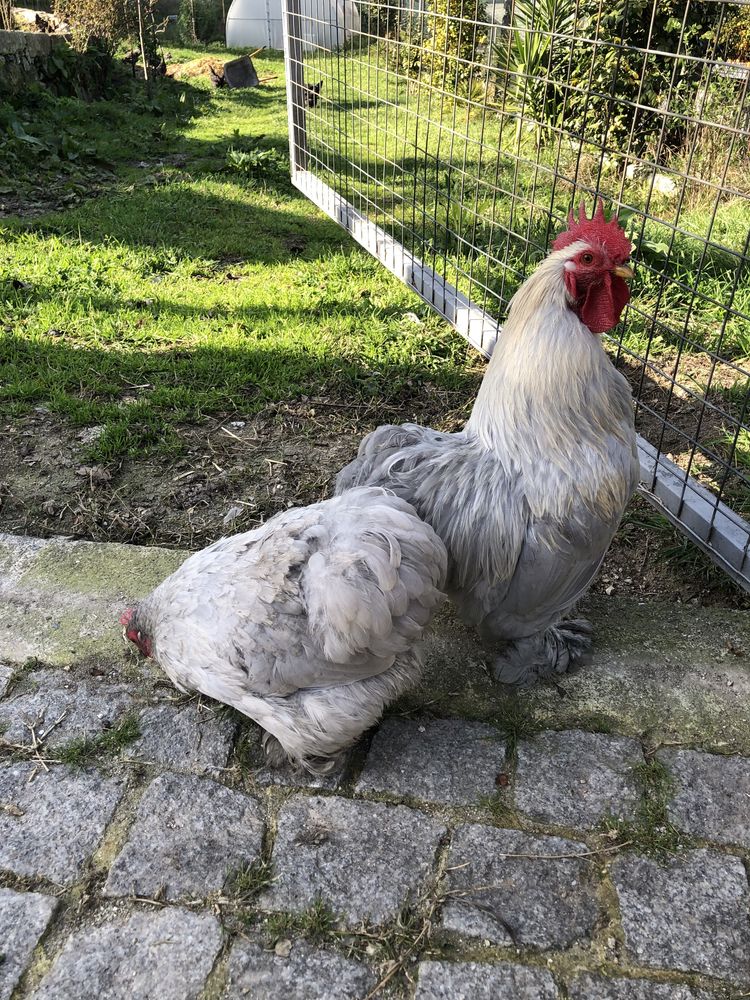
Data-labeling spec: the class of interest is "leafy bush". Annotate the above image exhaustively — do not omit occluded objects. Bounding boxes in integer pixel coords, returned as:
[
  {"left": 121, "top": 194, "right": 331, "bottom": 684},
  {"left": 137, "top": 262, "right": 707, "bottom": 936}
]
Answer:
[
  {"left": 494, "top": 0, "right": 725, "bottom": 154},
  {"left": 424, "top": 0, "right": 488, "bottom": 92}
]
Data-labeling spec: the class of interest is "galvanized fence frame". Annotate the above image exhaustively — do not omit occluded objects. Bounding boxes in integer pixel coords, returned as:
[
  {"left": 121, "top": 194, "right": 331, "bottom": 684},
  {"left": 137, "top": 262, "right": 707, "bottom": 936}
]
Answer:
[{"left": 282, "top": 0, "right": 750, "bottom": 591}]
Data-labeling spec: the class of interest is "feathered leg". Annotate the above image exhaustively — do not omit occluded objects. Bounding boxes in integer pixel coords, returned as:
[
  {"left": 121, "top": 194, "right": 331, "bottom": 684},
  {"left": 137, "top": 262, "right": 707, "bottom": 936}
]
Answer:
[{"left": 493, "top": 618, "right": 593, "bottom": 686}]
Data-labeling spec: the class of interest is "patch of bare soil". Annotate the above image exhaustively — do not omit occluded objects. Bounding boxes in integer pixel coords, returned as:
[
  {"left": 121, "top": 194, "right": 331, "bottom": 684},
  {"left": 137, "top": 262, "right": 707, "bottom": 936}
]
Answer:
[{"left": 0, "top": 398, "right": 747, "bottom": 610}]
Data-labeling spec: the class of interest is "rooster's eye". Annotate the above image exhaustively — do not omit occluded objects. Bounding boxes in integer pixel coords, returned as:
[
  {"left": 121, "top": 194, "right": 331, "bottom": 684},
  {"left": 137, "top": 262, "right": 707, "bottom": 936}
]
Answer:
[{"left": 581, "top": 252, "right": 594, "bottom": 264}]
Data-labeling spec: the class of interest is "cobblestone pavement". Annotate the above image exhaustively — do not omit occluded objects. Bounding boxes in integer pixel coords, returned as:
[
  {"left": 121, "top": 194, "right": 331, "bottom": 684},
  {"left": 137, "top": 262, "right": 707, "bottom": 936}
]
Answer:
[{"left": 1, "top": 533, "right": 749, "bottom": 999}]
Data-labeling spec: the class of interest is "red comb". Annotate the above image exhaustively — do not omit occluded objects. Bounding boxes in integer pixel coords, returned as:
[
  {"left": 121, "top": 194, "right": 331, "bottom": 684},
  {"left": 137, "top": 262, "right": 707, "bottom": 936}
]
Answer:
[
  {"left": 119, "top": 608, "right": 134, "bottom": 627},
  {"left": 552, "top": 199, "right": 632, "bottom": 262}
]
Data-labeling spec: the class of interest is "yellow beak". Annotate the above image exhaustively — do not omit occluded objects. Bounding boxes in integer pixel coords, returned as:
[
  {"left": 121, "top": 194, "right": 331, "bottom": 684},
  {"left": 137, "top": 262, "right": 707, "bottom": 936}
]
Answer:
[{"left": 613, "top": 264, "right": 634, "bottom": 280}]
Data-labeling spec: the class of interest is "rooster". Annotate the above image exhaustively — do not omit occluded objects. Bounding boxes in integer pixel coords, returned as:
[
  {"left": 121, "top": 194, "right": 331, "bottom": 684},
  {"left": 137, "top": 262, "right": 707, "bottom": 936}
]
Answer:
[
  {"left": 336, "top": 203, "right": 638, "bottom": 685},
  {"left": 120, "top": 487, "right": 446, "bottom": 771}
]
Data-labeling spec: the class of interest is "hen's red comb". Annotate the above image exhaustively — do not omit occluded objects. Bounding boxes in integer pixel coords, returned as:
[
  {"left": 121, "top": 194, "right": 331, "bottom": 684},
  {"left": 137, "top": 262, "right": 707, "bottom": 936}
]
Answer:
[
  {"left": 552, "top": 199, "right": 632, "bottom": 262},
  {"left": 119, "top": 608, "right": 134, "bottom": 628}
]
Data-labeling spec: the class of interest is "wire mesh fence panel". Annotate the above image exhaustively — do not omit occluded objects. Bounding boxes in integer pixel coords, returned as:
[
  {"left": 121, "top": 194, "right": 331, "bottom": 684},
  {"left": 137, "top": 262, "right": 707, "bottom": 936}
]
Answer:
[{"left": 282, "top": 0, "right": 750, "bottom": 590}]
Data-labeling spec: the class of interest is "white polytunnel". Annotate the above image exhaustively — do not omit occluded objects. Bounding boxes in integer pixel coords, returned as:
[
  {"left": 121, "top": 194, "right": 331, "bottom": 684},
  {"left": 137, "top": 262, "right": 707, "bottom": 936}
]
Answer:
[{"left": 225, "top": 0, "right": 361, "bottom": 52}]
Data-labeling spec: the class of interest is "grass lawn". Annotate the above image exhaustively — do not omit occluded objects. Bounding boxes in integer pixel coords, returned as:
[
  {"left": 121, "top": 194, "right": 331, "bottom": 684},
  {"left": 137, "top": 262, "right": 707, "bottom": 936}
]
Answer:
[{"left": 0, "top": 45, "right": 746, "bottom": 606}]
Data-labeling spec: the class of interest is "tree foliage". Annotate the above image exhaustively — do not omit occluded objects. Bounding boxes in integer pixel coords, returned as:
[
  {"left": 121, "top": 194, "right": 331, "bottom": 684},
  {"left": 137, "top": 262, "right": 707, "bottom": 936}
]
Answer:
[{"left": 53, "top": 0, "right": 159, "bottom": 56}]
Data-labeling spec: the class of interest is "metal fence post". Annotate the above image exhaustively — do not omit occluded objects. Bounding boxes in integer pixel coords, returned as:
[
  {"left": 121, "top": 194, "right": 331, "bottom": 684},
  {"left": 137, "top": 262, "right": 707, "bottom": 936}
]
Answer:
[{"left": 282, "top": 0, "right": 308, "bottom": 173}]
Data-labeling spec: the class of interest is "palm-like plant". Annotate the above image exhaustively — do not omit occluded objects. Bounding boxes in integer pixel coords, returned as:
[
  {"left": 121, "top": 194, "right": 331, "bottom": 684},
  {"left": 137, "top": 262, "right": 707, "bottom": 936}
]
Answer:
[{"left": 492, "top": 0, "right": 576, "bottom": 144}]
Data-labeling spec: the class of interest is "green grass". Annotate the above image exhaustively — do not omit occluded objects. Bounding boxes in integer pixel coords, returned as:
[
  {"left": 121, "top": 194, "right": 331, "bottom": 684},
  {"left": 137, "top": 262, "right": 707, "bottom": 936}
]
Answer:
[
  {"left": 600, "top": 757, "right": 683, "bottom": 858},
  {"left": 54, "top": 712, "right": 141, "bottom": 766},
  {"left": 0, "top": 48, "right": 476, "bottom": 459},
  {"left": 265, "top": 898, "right": 338, "bottom": 943}
]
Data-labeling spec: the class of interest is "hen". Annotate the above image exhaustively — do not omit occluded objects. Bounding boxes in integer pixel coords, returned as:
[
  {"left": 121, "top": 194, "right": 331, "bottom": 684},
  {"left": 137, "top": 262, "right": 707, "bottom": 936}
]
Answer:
[
  {"left": 336, "top": 203, "right": 639, "bottom": 684},
  {"left": 120, "top": 487, "right": 446, "bottom": 770}
]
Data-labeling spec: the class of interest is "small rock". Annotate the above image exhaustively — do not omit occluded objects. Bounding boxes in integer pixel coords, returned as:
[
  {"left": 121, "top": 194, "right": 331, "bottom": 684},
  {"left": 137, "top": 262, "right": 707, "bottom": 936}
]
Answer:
[
  {"left": 402, "top": 311, "right": 423, "bottom": 324},
  {"left": 569, "top": 972, "right": 713, "bottom": 999},
  {"left": 658, "top": 747, "right": 750, "bottom": 848},
  {"left": 229, "top": 420, "right": 246, "bottom": 429},
  {"left": 76, "top": 426, "right": 105, "bottom": 446},
  {"left": 128, "top": 702, "right": 237, "bottom": 774},
  {"left": 274, "top": 939, "right": 292, "bottom": 958}
]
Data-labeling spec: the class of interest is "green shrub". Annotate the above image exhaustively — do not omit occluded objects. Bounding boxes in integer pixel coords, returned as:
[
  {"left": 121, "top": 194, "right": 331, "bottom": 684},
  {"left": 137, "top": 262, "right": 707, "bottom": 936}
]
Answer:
[{"left": 424, "top": 0, "right": 489, "bottom": 93}]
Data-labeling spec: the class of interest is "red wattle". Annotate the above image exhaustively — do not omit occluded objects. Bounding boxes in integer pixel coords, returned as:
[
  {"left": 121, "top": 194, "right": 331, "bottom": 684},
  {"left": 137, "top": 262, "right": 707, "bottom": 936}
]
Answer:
[{"left": 565, "top": 272, "right": 630, "bottom": 334}]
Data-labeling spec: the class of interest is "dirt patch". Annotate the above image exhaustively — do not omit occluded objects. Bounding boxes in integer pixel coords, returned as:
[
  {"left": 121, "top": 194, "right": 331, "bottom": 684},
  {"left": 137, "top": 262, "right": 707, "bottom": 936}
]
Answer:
[{"left": 1, "top": 399, "right": 747, "bottom": 610}]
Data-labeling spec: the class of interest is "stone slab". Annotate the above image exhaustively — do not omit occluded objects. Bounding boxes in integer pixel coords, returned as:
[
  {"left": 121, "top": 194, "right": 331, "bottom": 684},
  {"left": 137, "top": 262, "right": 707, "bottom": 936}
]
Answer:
[
  {"left": 0, "top": 763, "right": 124, "bottom": 885},
  {"left": 0, "top": 532, "right": 186, "bottom": 666},
  {"left": 611, "top": 848, "right": 750, "bottom": 985},
  {"left": 260, "top": 795, "right": 445, "bottom": 926},
  {"left": 104, "top": 772, "right": 264, "bottom": 901},
  {"left": 568, "top": 974, "right": 712, "bottom": 1000},
  {"left": 33, "top": 907, "right": 222, "bottom": 1000},
  {"left": 441, "top": 824, "right": 599, "bottom": 950},
  {"left": 415, "top": 600, "right": 750, "bottom": 756},
  {"left": 658, "top": 747, "right": 750, "bottom": 849},
  {"left": 126, "top": 702, "right": 237, "bottom": 774},
  {"left": 355, "top": 718, "right": 506, "bottom": 806},
  {"left": 514, "top": 730, "right": 642, "bottom": 830},
  {"left": 415, "top": 960, "right": 558, "bottom": 999},
  {"left": 0, "top": 665, "right": 12, "bottom": 700},
  {"left": 0, "top": 674, "right": 135, "bottom": 749},
  {"left": 0, "top": 888, "right": 57, "bottom": 1000},
  {"left": 226, "top": 939, "right": 374, "bottom": 999}
]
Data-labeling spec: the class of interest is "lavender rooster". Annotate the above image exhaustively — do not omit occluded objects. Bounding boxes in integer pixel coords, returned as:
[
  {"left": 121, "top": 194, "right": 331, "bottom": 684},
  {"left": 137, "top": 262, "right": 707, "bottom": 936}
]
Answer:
[
  {"left": 336, "top": 203, "right": 639, "bottom": 684},
  {"left": 121, "top": 487, "right": 447, "bottom": 770}
]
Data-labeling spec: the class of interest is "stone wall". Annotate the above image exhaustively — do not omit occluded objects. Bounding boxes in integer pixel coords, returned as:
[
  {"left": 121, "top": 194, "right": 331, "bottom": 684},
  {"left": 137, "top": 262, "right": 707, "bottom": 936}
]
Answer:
[{"left": 0, "top": 28, "right": 66, "bottom": 93}]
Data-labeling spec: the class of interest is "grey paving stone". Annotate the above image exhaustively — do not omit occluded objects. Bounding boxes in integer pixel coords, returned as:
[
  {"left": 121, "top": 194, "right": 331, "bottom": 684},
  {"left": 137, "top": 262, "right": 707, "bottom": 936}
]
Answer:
[
  {"left": 260, "top": 795, "right": 446, "bottom": 926},
  {"left": 0, "top": 665, "right": 12, "bottom": 700},
  {"left": 611, "top": 848, "right": 750, "bottom": 985},
  {"left": 515, "top": 730, "right": 642, "bottom": 830},
  {"left": 104, "top": 772, "right": 264, "bottom": 901},
  {"left": 0, "top": 763, "right": 124, "bottom": 885},
  {"left": 441, "top": 824, "right": 599, "bottom": 949},
  {"left": 33, "top": 906, "right": 222, "bottom": 1000},
  {"left": 355, "top": 718, "right": 506, "bottom": 806},
  {"left": 658, "top": 747, "right": 750, "bottom": 848},
  {"left": 0, "top": 674, "right": 135, "bottom": 750},
  {"left": 568, "top": 973, "right": 712, "bottom": 1000},
  {"left": 0, "top": 888, "right": 57, "bottom": 1000},
  {"left": 415, "top": 960, "right": 558, "bottom": 999},
  {"left": 225, "top": 938, "right": 374, "bottom": 999},
  {"left": 126, "top": 702, "right": 237, "bottom": 773}
]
